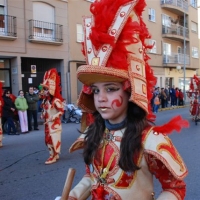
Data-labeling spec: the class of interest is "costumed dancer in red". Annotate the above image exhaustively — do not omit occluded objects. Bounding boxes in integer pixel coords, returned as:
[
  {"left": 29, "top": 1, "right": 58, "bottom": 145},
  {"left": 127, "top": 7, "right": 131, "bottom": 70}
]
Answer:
[
  {"left": 0, "top": 82, "right": 3, "bottom": 147},
  {"left": 188, "top": 75, "right": 200, "bottom": 120},
  {"left": 56, "top": 0, "right": 189, "bottom": 199},
  {"left": 40, "top": 68, "right": 64, "bottom": 164}
]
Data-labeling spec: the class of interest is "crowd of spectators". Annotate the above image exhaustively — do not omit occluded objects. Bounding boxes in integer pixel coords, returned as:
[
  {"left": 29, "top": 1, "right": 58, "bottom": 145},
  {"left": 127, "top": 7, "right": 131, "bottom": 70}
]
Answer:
[{"left": 151, "top": 85, "right": 184, "bottom": 113}]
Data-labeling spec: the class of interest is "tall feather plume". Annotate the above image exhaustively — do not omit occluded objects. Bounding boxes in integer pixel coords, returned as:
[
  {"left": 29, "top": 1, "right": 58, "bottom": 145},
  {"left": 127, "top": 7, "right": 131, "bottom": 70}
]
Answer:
[
  {"left": 90, "top": 0, "right": 155, "bottom": 117},
  {"left": 82, "top": 0, "right": 157, "bottom": 118}
]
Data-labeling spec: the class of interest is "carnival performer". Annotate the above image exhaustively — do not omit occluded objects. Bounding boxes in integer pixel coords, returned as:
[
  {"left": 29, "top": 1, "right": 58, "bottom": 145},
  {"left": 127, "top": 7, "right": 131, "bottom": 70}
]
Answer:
[
  {"left": 55, "top": 0, "right": 189, "bottom": 199},
  {"left": 40, "top": 68, "right": 64, "bottom": 165},
  {"left": 188, "top": 75, "right": 200, "bottom": 120},
  {"left": 0, "top": 82, "right": 3, "bottom": 147}
]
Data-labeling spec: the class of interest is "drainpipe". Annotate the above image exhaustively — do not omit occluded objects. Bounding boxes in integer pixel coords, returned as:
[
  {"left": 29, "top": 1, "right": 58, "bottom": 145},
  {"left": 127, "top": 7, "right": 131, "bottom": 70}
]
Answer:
[{"left": 67, "top": 60, "right": 86, "bottom": 104}]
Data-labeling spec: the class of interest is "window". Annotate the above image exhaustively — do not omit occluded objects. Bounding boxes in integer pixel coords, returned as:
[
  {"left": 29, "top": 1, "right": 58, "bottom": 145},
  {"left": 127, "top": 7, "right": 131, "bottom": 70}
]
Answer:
[
  {"left": 148, "top": 8, "right": 155, "bottom": 22},
  {"left": 163, "top": 43, "right": 171, "bottom": 55},
  {"left": 162, "top": 14, "right": 171, "bottom": 27},
  {"left": 177, "top": 46, "right": 182, "bottom": 54},
  {"left": 148, "top": 39, "right": 157, "bottom": 54},
  {"left": 33, "top": 2, "right": 55, "bottom": 40},
  {"left": 190, "top": 0, "right": 197, "bottom": 8},
  {"left": 86, "top": 0, "right": 95, "bottom": 2},
  {"left": 192, "top": 47, "right": 199, "bottom": 58},
  {"left": 191, "top": 21, "right": 198, "bottom": 33},
  {"left": 0, "top": 5, "right": 5, "bottom": 34},
  {"left": 76, "top": 24, "right": 83, "bottom": 42}
]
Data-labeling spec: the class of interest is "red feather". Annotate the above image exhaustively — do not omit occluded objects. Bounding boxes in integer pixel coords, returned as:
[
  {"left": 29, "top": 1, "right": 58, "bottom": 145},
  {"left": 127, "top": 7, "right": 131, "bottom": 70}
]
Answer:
[
  {"left": 81, "top": 0, "right": 157, "bottom": 117},
  {"left": 153, "top": 115, "right": 189, "bottom": 135}
]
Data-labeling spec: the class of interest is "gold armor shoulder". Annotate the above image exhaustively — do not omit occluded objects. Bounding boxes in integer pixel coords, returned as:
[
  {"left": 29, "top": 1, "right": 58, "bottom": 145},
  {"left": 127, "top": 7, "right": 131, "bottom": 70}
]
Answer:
[
  {"left": 142, "top": 128, "right": 188, "bottom": 180},
  {"left": 69, "top": 133, "right": 86, "bottom": 153}
]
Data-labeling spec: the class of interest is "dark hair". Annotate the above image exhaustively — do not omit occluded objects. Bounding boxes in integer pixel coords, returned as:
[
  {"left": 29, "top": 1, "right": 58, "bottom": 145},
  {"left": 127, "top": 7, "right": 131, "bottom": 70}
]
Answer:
[
  {"left": 3, "top": 89, "right": 10, "bottom": 97},
  {"left": 83, "top": 102, "right": 150, "bottom": 172},
  {"left": 18, "top": 90, "right": 24, "bottom": 95}
]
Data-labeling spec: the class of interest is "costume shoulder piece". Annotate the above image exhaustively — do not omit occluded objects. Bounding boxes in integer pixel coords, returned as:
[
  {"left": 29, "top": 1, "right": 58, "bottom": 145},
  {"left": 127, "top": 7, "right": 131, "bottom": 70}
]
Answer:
[
  {"left": 142, "top": 127, "right": 188, "bottom": 180},
  {"left": 69, "top": 133, "right": 86, "bottom": 153}
]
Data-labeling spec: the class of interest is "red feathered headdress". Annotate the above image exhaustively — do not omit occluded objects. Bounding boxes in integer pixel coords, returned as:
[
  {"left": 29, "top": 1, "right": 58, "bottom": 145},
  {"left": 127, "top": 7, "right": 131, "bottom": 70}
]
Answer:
[
  {"left": 77, "top": 0, "right": 156, "bottom": 119},
  {"left": 41, "top": 68, "right": 63, "bottom": 101}
]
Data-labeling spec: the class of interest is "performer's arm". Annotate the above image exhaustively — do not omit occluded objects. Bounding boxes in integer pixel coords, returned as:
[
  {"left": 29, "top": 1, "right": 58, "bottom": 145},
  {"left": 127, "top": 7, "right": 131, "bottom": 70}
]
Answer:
[
  {"left": 51, "top": 99, "right": 64, "bottom": 121},
  {"left": 55, "top": 165, "right": 91, "bottom": 200},
  {"left": 145, "top": 153, "right": 186, "bottom": 200}
]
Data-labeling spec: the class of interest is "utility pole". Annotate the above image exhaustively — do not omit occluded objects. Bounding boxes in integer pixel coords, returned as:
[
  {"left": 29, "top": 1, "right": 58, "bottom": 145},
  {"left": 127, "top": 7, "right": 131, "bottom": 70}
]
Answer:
[{"left": 183, "top": 11, "right": 186, "bottom": 101}]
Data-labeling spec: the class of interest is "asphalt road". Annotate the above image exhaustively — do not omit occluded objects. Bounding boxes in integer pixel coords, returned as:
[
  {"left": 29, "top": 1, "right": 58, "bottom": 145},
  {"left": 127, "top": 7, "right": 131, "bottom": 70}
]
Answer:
[{"left": 0, "top": 107, "right": 199, "bottom": 200}]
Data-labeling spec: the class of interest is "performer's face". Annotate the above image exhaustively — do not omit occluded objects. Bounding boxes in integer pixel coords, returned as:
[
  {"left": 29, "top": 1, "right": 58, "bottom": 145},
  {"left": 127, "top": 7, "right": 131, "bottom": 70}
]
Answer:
[
  {"left": 92, "top": 82, "right": 129, "bottom": 124},
  {"left": 43, "top": 87, "right": 49, "bottom": 96}
]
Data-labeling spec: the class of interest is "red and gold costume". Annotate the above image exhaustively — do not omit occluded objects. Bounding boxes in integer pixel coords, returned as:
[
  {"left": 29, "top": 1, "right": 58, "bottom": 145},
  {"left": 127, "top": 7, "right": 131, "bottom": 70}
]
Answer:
[
  {"left": 187, "top": 76, "right": 200, "bottom": 120},
  {"left": 69, "top": 126, "right": 187, "bottom": 200},
  {"left": 40, "top": 68, "right": 64, "bottom": 164},
  {"left": 0, "top": 82, "right": 3, "bottom": 147},
  {"left": 56, "top": 0, "right": 188, "bottom": 199}
]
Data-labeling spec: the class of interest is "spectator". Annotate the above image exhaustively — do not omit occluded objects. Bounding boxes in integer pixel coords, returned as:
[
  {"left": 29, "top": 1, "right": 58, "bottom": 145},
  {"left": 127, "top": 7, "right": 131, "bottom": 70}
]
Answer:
[
  {"left": 178, "top": 89, "right": 184, "bottom": 106},
  {"left": 33, "top": 86, "right": 39, "bottom": 94},
  {"left": 153, "top": 94, "right": 160, "bottom": 113},
  {"left": 2, "top": 90, "right": 18, "bottom": 135},
  {"left": 175, "top": 87, "right": 179, "bottom": 106},
  {"left": 25, "top": 87, "right": 39, "bottom": 131},
  {"left": 15, "top": 90, "right": 29, "bottom": 133},
  {"left": 164, "top": 85, "right": 170, "bottom": 107},
  {"left": 62, "top": 99, "right": 67, "bottom": 123},
  {"left": 160, "top": 88, "right": 167, "bottom": 108},
  {"left": 169, "top": 85, "right": 176, "bottom": 106}
]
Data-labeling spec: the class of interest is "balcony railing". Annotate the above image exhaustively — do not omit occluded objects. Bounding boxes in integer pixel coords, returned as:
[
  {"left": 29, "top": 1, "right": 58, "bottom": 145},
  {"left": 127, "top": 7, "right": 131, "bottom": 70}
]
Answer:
[
  {"left": 29, "top": 20, "right": 63, "bottom": 44},
  {"left": 0, "top": 14, "right": 17, "bottom": 38},
  {"left": 162, "top": 25, "right": 189, "bottom": 38},
  {"left": 161, "top": 0, "right": 189, "bottom": 12},
  {"left": 163, "top": 53, "right": 189, "bottom": 65}
]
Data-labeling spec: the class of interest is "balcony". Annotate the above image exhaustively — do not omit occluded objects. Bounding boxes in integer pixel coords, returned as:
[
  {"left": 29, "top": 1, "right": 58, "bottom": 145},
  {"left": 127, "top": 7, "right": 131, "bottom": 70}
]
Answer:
[
  {"left": 163, "top": 53, "right": 190, "bottom": 65},
  {"left": 0, "top": 15, "right": 17, "bottom": 40},
  {"left": 29, "top": 20, "right": 63, "bottom": 45},
  {"left": 162, "top": 25, "right": 189, "bottom": 41},
  {"left": 161, "top": 0, "right": 188, "bottom": 13}
]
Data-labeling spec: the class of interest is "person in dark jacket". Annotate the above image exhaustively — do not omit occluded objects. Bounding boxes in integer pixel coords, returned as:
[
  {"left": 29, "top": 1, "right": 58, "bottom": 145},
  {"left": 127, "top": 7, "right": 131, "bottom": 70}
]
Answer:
[
  {"left": 25, "top": 87, "right": 39, "bottom": 131},
  {"left": 2, "top": 90, "right": 18, "bottom": 135},
  {"left": 169, "top": 85, "right": 176, "bottom": 106},
  {"left": 178, "top": 89, "right": 184, "bottom": 106}
]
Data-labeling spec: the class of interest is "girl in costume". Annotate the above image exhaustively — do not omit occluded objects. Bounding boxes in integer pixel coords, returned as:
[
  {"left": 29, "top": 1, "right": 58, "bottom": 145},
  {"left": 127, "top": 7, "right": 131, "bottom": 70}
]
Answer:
[
  {"left": 40, "top": 68, "right": 64, "bottom": 164},
  {"left": 188, "top": 75, "right": 200, "bottom": 121},
  {"left": 57, "top": 0, "right": 189, "bottom": 199}
]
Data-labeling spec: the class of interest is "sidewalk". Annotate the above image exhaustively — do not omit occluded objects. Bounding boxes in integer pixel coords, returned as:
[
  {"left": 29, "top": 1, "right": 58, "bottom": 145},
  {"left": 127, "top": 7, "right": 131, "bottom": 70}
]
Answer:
[{"left": 158, "top": 102, "right": 189, "bottom": 112}]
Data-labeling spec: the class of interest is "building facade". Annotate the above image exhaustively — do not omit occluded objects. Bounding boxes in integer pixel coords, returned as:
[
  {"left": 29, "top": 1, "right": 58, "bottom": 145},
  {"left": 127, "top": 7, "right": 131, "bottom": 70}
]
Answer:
[
  {"left": 145, "top": 0, "right": 199, "bottom": 94},
  {"left": 0, "top": 0, "right": 199, "bottom": 104}
]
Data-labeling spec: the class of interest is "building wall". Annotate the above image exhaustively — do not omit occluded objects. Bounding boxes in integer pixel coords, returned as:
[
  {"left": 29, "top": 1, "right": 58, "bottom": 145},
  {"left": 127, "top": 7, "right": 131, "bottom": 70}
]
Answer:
[
  {"left": 0, "top": 0, "right": 69, "bottom": 98},
  {"left": 1, "top": 0, "right": 199, "bottom": 104},
  {"left": 67, "top": 0, "right": 91, "bottom": 104},
  {"left": 144, "top": 0, "right": 199, "bottom": 93}
]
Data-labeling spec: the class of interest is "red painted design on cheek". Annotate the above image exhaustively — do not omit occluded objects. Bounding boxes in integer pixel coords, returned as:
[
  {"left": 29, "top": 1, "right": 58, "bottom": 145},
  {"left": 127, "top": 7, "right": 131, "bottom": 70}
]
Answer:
[{"left": 111, "top": 96, "right": 123, "bottom": 108}]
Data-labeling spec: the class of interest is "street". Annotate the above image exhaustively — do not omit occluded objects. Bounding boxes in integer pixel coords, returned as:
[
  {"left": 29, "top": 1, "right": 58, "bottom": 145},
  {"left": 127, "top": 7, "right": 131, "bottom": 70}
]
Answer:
[{"left": 0, "top": 107, "right": 200, "bottom": 200}]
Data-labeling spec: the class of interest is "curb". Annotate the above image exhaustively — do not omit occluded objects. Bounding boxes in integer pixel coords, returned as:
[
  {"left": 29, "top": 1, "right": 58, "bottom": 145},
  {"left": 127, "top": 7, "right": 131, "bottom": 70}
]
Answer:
[{"left": 158, "top": 104, "right": 190, "bottom": 112}]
